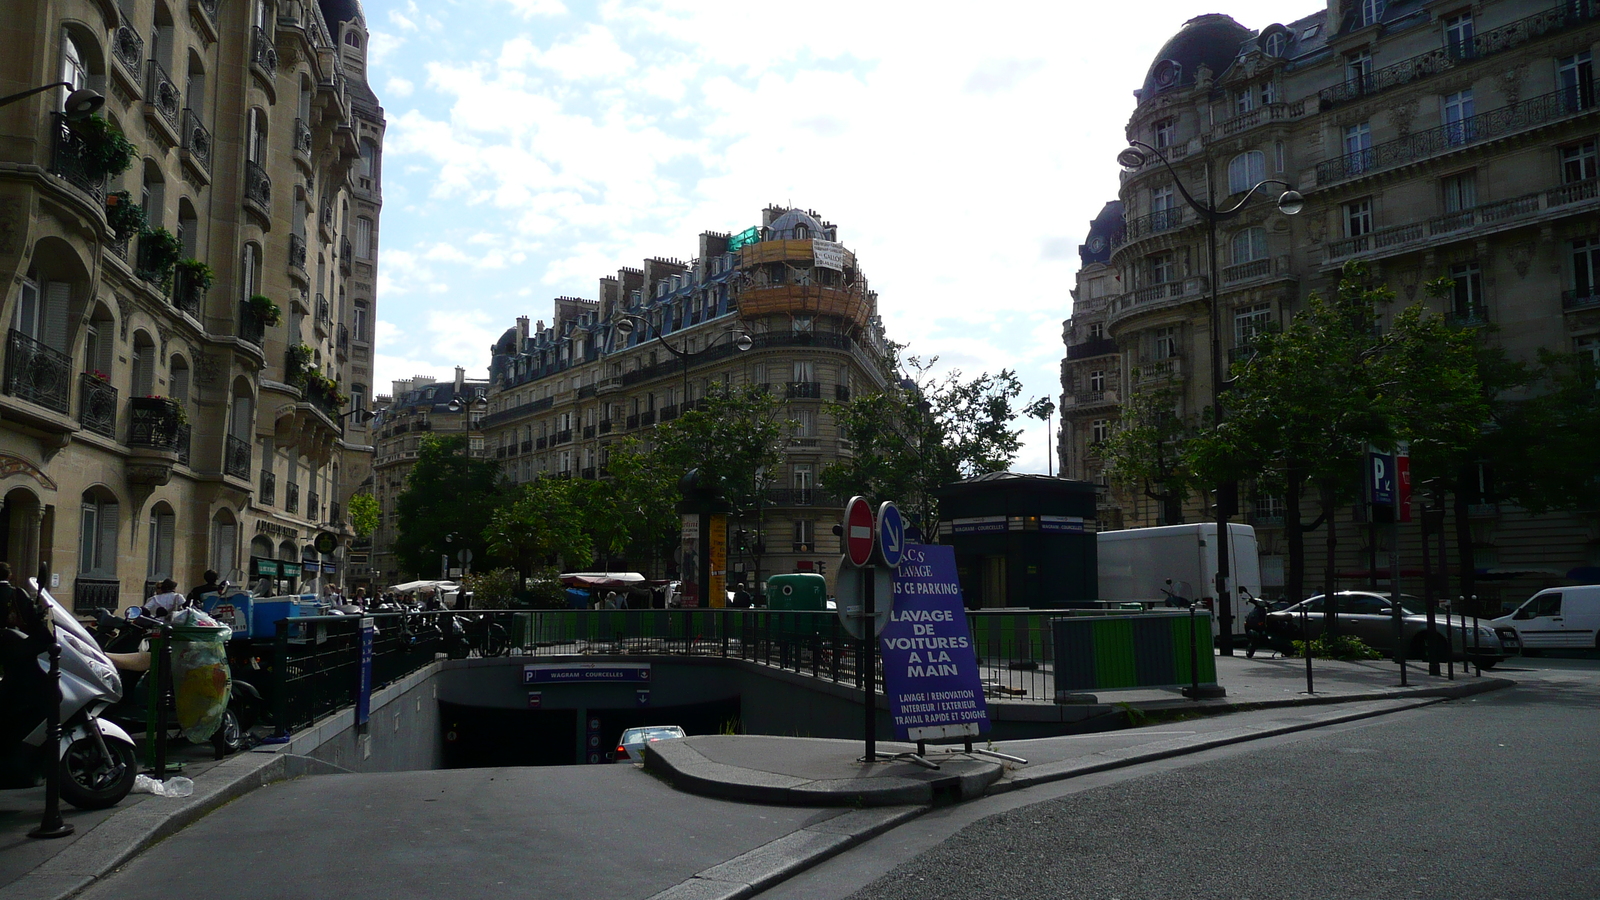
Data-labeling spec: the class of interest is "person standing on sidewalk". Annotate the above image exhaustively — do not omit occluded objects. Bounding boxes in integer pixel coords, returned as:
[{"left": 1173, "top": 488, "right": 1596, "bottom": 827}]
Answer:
[{"left": 1244, "top": 598, "right": 1271, "bottom": 658}]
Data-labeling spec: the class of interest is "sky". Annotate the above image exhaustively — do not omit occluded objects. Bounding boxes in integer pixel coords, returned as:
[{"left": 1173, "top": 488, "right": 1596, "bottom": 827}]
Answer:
[{"left": 362, "top": 0, "right": 1307, "bottom": 474}]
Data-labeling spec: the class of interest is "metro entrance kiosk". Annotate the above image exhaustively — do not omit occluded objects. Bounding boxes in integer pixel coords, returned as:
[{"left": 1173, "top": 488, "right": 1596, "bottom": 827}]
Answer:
[{"left": 835, "top": 497, "right": 1024, "bottom": 769}]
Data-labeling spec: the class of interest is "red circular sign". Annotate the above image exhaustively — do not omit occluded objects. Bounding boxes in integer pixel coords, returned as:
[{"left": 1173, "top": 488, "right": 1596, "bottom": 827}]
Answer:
[{"left": 844, "top": 496, "right": 874, "bottom": 567}]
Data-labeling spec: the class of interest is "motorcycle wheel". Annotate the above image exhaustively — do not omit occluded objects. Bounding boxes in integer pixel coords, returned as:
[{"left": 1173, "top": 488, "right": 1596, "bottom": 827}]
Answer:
[
  {"left": 59, "top": 733, "right": 138, "bottom": 810},
  {"left": 212, "top": 706, "right": 246, "bottom": 755},
  {"left": 484, "top": 623, "right": 510, "bottom": 658}
]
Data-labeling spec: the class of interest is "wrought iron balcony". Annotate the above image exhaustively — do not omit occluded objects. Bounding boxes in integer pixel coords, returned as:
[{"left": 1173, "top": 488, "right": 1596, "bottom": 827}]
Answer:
[
  {"left": 1318, "top": 81, "right": 1599, "bottom": 184},
  {"left": 307, "top": 491, "right": 320, "bottom": 521},
  {"left": 1562, "top": 288, "right": 1600, "bottom": 311},
  {"left": 294, "top": 117, "right": 313, "bottom": 158},
  {"left": 112, "top": 26, "right": 144, "bottom": 82},
  {"left": 626, "top": 414, "right": 639, "bottom": 430},
  {"left": 659, "top": 405, "right": 678, "bottom": 421},
  {"left": 639, "top": 411, "right": 656, "bottom": 426},
  {"left": 336, "top": 323, "right": 349, "bottom": 353},
  {"left": 554, "top": 429, "right": 573, "bottom": 444},
  {"left": 73, "top": 578, "right": 121, "bottom": 615},
  {"left": 260, "top": 470, "right": 276, "bottom": 506},
  {"left": 128, "top": 396, "right": 184, "bottom": 451},
  {"left": 786, "top": 381, "right": 823, "bottom": 400},
  {"left": 1448, "top": 306, "right": 1491, "bottom": 328},
  {"left": 1066, "top": 337, "right": 1118, "bottom": 360},
  {"left": 180, "top": 108, "right": 211, "bottom": 174},
  {"left": 598, "top": 420, "right": 613, "bottom": 435},
  {"left": 1324, "top": 179, "right": 1597, "bottom": 264},
  {"left": 581, "top": 467, "right": 596, "bottom": 480},
  {"left": 340, "top": 238, "right": 352, "bottom": 274},
  {"left": 289, "top": 233, "right": 308, "bottom": 273},
  {"left": 329, "top": 501, "right": 343, "bottom": 525},
  {"left": 224, "top": 434, "right": 251, "bottom": 480},
  {"left": 244, "top": 160, "right": 271, "bottom": 214},
  {"left": 1111, "top": 206, "right": 1192, "bottom": 250},
  {"left": 78, "top": 374, "right": 117, "bottom": 438},
  {"left": 521, "top": 441, "right": 533, "bottom": 453},
  {"left": 4, "top": 330, "right": 71, "bottom": 414},
  {"left": 252, "top": 26, "right": 277, "bottom": 78},
  {"left": 286, "top": 483, "right": 300, "bottom": 514},
  {"left": 145, "top": 59, "right": 181, "bottom": 131},
  {"left": 238, "top": 301, "right": 265, "bottom": 347},
  {"left": 51, "top": 115, "right": 104, "bottom": 201},
  {"left": 835, "top": 384, "right": 851, "bottom": 401},
  {"left": 195, "top": 0, "right": 218, "bottom": 25},
  {"left": 536, "top": 436, "right": 548, "bottom": 449},
  {"left": 582, "top": 425, "right": 596, "bottom": 438}
]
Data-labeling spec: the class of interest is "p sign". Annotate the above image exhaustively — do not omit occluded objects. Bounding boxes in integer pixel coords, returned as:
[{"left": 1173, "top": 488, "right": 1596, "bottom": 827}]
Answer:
[{"left": 1369, "top": 449, "right": 1395, "bottom": 507}]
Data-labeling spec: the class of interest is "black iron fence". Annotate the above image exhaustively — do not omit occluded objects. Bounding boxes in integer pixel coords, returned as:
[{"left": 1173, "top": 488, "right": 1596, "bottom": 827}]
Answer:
[{"left": 4, "top": 329, "right": 71, "bottom": 413}]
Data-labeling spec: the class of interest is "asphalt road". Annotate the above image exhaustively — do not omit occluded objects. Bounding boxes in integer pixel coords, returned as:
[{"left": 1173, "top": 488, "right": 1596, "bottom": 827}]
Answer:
[{"left": 759, "top": 656, "right": 1600, "bottom": 900}]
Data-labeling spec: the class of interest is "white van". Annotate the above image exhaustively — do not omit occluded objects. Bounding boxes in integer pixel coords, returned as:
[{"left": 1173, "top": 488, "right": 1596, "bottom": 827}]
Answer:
[{"left": 1492, "top": 585, "right": 1600, "bottom": 650}]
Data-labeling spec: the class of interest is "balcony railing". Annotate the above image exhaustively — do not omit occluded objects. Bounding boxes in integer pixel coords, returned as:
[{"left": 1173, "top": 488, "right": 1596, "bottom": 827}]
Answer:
[
  {"left": 554, "top": 429, "right": 573, "bottom": 444},
  {"left": 763, "top": 488, "right": 834, "bottom": 507},
  {"left": 1066, "top": 337, "right": 1118, "bottom": 360},
  {"left": 1562, "top": 289, "right": 1600, "bottom": 311},
  {"left": 4, "top": 330, "right": 71, "bottom": 414},
  {"left": 340, "top": 238, "right": 352, "bottom": 274},
  {"left": 1325, "top": 179, "right": 1599, "bottom": 263},
  {"left": 639, "top": 411, "right": 656, "bottom": 426},
  {"left": 78, "top": 374, "right": 117, "bottom": 438},
  {"left": 598, "top": 420, "right": 613, "bottom": 435},
  {"left": 286, "top": 484, "right": 300, "bottom": 514},
  {"left": 294, "top": 117, "right": 313, "bottom": 158},
  {"left": 180, "top": 108, "right": 212, "bottom": 174},
  {"left": 251, "top": 26, "right": 277, "bottom": 78},
  {"left": 224, "top": 434, "right": 251, "bottom": 480},
  {"left": 51, "top": 115, "right": 104, "bottom": 201},
  {"left": 337, "top": 323, "right": 350, "bottom": 353},
  {"left": 1448, "top": 306, "right": 1491, "bottom": 328},
  {"left": 73, "top": 578, "right": 121, "bottom": 615},
  {"left": 145, "top": 59, "right": 181, "bottom": 131},
  {"left": 659, "top": 405, "right": 678, "bottom": 421},
  {"left": 244, "top": 160, "right": 271, "bottom": 213},
  {"left": 1318, "top": 1, "right": 1600, "bottom": 109},
  {"left": 260, "top": 470, "right": 276, "bottom": 506},
  {"left": 1222, "top": 258, "right": 1272, "bottom": 284},
  {"left": 127, "top": 396, "right": 183, "bottom": 451},
  {"left": 626, "top": 414, "right": 639, "bottom": 430},
  {"left": 520, "top": 441, "right": 532, "bottom": 453},
  {"left": 112, "top": 26, "right": 144, "bottom": 82},
  {"left": 1215, "top": 101, "right": 1303, "bottom": 137},
  {"left": 582, "top": 425, "right": 596, "bottom": 438},
  {"left": 288, "top": 233, "right": 308, "bottom": 274},
  {"left": 786, "top": 381, "right": 823, "bottom": 400},
  {"left": 307, "top": 491, "right": 320, "bottom": 521},
  {"left": 581, "top": 467, "right": 596, "bottom": 480},
  {"left": 1112, "top": 206, "right": 1192, "bottom": 250},
  {"left": 238, "top": 301, "right": 265, "bottom": 347},
  {"left": 195, "top": 0, "right": 218, "bottom": 25},
  {"left": 1318, "top": 81, "right": 1599, "bottom": 184}
]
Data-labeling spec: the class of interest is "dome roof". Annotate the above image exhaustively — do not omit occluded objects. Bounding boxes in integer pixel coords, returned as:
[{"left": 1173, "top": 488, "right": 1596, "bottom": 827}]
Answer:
[
  {"left": 319, "top": 0, "right": 364, "bottom": 28},
  {"left": 1138, "top": 14, "right": 1253, "bottom": 101},
  {"left": 1079, "top": 200, "right": 1124, "bottom": 265},
  {"left": 766, "top": 209, "right": 828, "bottom": 240}
]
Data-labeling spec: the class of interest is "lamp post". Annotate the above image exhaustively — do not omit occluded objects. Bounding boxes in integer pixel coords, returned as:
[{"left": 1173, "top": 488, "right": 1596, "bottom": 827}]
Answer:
[
  {"left": 0, "top": 83, "right": 105, "bottom": 119},
  {"left": 1117, "top": 140, "right": 1303, "bottom": 655}
]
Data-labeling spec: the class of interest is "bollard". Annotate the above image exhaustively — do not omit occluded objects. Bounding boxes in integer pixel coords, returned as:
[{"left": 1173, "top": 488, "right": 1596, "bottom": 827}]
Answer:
[{"left": 27, "top": 630, "right": 74, "bottom": 840}]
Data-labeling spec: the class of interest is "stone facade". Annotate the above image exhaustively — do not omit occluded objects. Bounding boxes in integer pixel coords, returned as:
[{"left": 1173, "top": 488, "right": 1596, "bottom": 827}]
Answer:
[
  {"left": 1063, "top": 1, "right": 1600, "bottom": 607},
  {"left": 0, "top": 0, "right": 382, "bottom": 609}
]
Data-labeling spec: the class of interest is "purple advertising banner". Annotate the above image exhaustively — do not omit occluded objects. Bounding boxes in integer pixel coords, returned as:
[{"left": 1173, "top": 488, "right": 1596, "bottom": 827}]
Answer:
[{"left": 879, "top": 543, "right": 990, "bottom": 741}]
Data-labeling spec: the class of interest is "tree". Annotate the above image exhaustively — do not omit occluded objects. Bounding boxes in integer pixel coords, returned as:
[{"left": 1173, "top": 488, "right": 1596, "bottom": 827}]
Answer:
[
  {"left": 347, "top": 492, "right": 379, "bottom": 538},
  {"left": 1023, "top": 396, "right": 1056, "bottom": 476},
  {"left": 392, "top": 434, "right": 503, "bottom": 579},
  {"left": 603, "top": 437, "right": 684, "bottom": 576},
  {"left": 649, "top": 382, "right": 794, "bottom": 512},
  {"left": 1101, "top": 379, "right": 1197, "bottom": 527},
  {"left": 822, "top": 352, "right": 1024, "bottom": 531},
  {"left": 483, "top": 476, "right": 594, "bottom": 576}
]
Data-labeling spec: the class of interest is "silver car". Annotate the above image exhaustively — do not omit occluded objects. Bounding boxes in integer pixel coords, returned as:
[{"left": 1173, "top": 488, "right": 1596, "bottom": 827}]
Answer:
[
  {"left": 614, "top": 725, "right": 685, "bottom": 763},
  {"left": 1268, "top": 591, "right": 1519, "bottom": 668}
]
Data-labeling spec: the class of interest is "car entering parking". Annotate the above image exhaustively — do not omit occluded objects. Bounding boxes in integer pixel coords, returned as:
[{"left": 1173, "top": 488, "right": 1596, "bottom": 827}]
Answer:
[
  {"left": 615, "top": 725, "right": 686, "bottom": 763},
  {"left": 1267, "top": 591, "right": 1519, "bottom": 667}
]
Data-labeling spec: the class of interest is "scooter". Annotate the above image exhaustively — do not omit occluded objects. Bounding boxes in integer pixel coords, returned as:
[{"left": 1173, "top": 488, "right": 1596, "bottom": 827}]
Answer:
[
  {"left": 90, "top": 607, "right": 258, "bottom": 756},
  {"left": 0, "top": 579, "right": 138, "bottom": 809}
]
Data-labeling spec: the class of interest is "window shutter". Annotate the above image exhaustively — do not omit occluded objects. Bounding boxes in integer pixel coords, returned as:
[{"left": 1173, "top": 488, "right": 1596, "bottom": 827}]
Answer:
[
  {"left": 43, "top": 281, "right": 72, "bottom": 352},
  {"left": 97, "top": 502, "right": 119, "bottom": 577},
  {"left": 14, "top": 280, "right": 39, "bottom": 338},
  {"left": 79, "top": 503, "right": 98, "bottom": 574},
  {"left": 156, "top": 512, "right": 175, "bottom": 578}
]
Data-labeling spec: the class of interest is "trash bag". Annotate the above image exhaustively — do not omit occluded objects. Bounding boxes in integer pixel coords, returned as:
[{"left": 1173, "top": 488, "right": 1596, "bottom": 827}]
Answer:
[
  {"left": 133, "top": 774, "right": 194, "bottom": 797},
  {"left": 166, "top": 615, "right": 232, "bottom": 743}
]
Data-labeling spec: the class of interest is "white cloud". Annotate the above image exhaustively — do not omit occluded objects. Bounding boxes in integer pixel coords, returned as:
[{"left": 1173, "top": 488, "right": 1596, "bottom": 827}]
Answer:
[
  {"left": 499, "top": 0, "right": 568, "bottom": 19},
  {"left": 385, "top": 76, "right": 414, "bottom": 97}
]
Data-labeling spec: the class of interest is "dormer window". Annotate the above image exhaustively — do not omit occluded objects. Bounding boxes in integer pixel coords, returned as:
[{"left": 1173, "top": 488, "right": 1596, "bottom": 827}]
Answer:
[
  {"left": 1262, "top": 31, "right": 1286, "bottom": 58},
  {"left": 796, "top": 224, "right": 810, "bottom": 239},
  {"left": 344, "top": 31, "right": 361, "bottom": 48},
  {"left": 1359, "top": 0, "right": 1383, "bottom": 28}
]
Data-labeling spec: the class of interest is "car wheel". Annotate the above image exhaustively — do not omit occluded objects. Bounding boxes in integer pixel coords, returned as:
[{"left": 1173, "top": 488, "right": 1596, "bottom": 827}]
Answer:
[
  {"left": 1472, "top": 658, "right": 1499, "bottom": 670},
  {"left": 59, "top": 734, "right": 137, "bottom": 810}
]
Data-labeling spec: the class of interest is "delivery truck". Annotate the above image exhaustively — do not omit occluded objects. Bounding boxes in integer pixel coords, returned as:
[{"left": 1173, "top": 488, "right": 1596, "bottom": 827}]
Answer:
[{"left": 1097, "top": 523, "right": 1262, "bottom": 646}]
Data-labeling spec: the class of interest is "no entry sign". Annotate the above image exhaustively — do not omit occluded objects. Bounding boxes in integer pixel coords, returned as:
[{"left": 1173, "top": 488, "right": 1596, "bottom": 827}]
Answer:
[{"left": 844, "top": 496, "right": 874, "bottom": 567}]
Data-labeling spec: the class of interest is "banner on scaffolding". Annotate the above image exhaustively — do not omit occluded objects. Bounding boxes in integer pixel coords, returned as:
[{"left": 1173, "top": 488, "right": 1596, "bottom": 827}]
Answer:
[{"left": 811, "top": 239, "right": 847, "bottom": 271}]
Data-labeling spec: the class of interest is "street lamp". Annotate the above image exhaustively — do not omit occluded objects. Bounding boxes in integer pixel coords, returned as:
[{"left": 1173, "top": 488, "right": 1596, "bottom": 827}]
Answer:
[
  {"left": 613, "top": 313, "right": 752, "bottom": 408},
  {"left": 0, "top": 83, "right": 105, "bottom": 119},
  {"left": 1117, "top": 139, "right": 1302, "bottom": 655},
  {"left": 446, "top": 394, "right": 488, "bottom": 414}
]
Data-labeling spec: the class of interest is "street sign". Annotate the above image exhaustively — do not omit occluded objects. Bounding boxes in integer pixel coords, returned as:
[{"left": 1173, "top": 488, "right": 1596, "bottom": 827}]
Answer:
[
  {"left": 844, "top": 496, "right": 874, "bottom": 567},
  {"left": 834, "top": 562, "right": 893, "bottom": 639},
  {"left": 879, "top": 544, "right": 989, "bottom": 741},
  {"left": 1369, "top": 449, "right": 1395, "bottom": 506},
  {"left": 875, "top": 501, "right": 905, "bottom": 569},
  {"left": 457, "top": 548, "right": 474, "bottom": 565}
]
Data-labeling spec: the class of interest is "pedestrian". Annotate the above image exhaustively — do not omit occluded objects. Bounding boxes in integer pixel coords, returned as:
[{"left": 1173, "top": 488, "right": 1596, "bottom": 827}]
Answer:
[
  {"left": 615, "top": 590, "right": 629, "bottom": 610},
  {"left": 604, "top": 591, "right": 619, "bottom": 610},
  {"left": 186, "top": 569, "right": 224, "bottom": 604},
  {"left": 144, "top": 578, "right": 186, "bottom": 618},
  {"left": 0, "top": 561, "right": 54, "bottom": 747},
  {"left": 733, "top": 583, "right": 752, "bottom": 608},
  {"left": 1244, "top": 598, "right": 1271, "bottom": 658},
  {"left": 354, "top": 586, "right": 369, "bottom": 610}
]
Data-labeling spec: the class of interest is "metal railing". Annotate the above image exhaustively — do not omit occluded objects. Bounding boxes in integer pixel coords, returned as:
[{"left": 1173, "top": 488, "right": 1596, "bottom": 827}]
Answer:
[
  {"left": 4, "top": 330, "right": 71, "bottom": 413},
  {"left": 78, "top": 373, "right": 118, "bottom": 437},
  {"left": 286, "top": 484, "right": 300, "bottom": 514},
  {"left": 289, "top": 234, "right": 308, "bottom": 273},
  {"left": 1325, "top": 178, "right": 1599, "bottom": 263},
  {"left": 112, "top": 26, "right": 144, "bottom": 82},
  {"left": 224, "top": 434, "right": 251, "bottom": 480},
  {"left": 252, "top": 25, "right": 277, "bottom": 78},
  {"left": 1112, "top": 206, "right": 1192, "bottom": 249},
  {"left": 260, "top": 470, "right": 276, "bottom": 506},
  {"left": 786, "top": 381, "right": 823, "bottom": 399},
  {"left": 128, "top": 396, "right": 183, "bottom": 451},
  {"left": 238, "top": 301, "right": 265, "bottom": 347},
  {"left": 294, "top": 117, "right": 313, "bottom": 157},
  {"left": 145, "top": 59, "right": 181, "bottom": 130},
  {"left": 1066, "top": 337, "right": 1118, "bottom": 360},
  {"left": 172, "top": 263, "right": 204, "bottom": 317},
  {"left": 1318, "top": 80, "right": 1599, "bottom": 184},
  {"left": 51, "top": 115, "right": 104, "bottom": 201},
  {"left": 73, "top": 578, "right": 122, "bottom": 615},
  {"left": 307, "top": 491, "right": 320, "bottom": 522},
  {"left": 329, "top": 501, "right": 342, "bottom": 525},
  {"left": 244, "top": 160, "right": 272, "bottom": 213},
  {"left": 180, "top": 108, "right": 211, "bottom": 174}
]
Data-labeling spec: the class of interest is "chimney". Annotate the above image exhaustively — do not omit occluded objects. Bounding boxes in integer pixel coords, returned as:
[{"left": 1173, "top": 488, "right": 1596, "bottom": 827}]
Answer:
[
  {"left": 455, "top": 366, "right": 465, "bottom": 391},
  {"left": 516, "top": 316, "right": 530, "bottom": 346}
]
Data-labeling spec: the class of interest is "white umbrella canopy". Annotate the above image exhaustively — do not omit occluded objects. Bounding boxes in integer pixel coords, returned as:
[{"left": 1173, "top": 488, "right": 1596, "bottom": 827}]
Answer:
[{"left": 389, "top": 580, "right": 460, "bottom": 593}]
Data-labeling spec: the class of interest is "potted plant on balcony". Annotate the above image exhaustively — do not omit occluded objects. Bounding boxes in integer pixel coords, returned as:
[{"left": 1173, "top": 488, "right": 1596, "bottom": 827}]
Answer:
[
  {"left": 104, "top": 191, "right": 146, "bottom": 241},
  {"left": 136, "top": 226, "right": 184, "bottom": 289},
  {"left": 249, "top": 294, "right": 282, "bottom": 327},
  {"left": 286, "top": 342, "right": 314, "bottom": 386},
  {"left": 71, "top": 114, "right": 136, "bottom": 180}
]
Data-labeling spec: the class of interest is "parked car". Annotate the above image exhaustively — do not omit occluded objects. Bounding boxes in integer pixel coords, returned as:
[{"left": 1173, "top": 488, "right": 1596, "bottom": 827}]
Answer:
[
  {"left": 614, "top": 725, "right": 686, "bottom": 763},
  {"left": 1267, "top": 591, "right": 1519, "bottom": 667},
  {"left": 1492, "top": 585, "right": 1600, "bottom": 652}
]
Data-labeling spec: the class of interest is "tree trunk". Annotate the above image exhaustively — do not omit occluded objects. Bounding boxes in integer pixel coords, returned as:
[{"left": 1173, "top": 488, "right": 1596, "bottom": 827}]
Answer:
[{"left": 1321, "top": 480, "right": 1340, "bottom": 637}]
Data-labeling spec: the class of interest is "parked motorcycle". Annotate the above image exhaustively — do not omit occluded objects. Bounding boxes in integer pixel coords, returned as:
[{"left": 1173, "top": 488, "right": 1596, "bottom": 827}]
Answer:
[{"left": 1, "top": 579, "right": 138, "bottom": 809}]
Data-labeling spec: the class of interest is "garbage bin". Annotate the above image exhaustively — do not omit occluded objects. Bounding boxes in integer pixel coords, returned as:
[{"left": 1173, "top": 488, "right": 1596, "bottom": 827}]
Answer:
[{"left": 164, "top": 624, "right": 233, "bottom": 743}]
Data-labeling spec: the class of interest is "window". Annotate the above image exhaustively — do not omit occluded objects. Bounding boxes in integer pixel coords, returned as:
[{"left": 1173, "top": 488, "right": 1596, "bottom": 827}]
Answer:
[
  {"left": 1153, "top": 326, "right": 1178, "bottom": 360},
  {"left": 212, "top": 513, "right": 237, "bottom": 580},
  {"left": 1153, "top": 117, "right": 1176, "bottom": 149},
  {"left": 1087, "top": 322, "right": 1105, "bottom": 341},
  {"left": 1443, "top": 12, "right": 1474, "bottom": 58},
  {"left": 1359, "top": 0, "right": 1384, "bottom": 28},
  {"left": 1263, "top": 31, "right": 1286, "bottom": 58},
  {"left": 793, "top": 520, "right": 814, "bottom": 552},
  {"left": 792, "top": 359, "right": 815, "bottom": 383},
  {"left": 78, "top": 491, "right": 118, "bottom": 578},
  {"left": 794, "top": 408, "right": 816, "bottom": 437},
  {"left": 1234, "top": 303, "right": 1273, "bottom": 345},
  {"left": 1577, "top": 335, "right": 1599, "bottom": 368},
  {"left": 1230, "top": 227, "right": 1267, "bottom": 265},
  {"left": 1088, "top": 370, "right": 1105, "bottom": 392},
  {"left": 131, "top": 333, "right": 155, "bottom": 397},
  {"left": 147, "top": 506, "right": 175, "bottom": 581},
  {"left": 792, "top": 464, "right": 813, "bottom": 491},
  {"left": 1227, "top": 151, "right": 1266, "bottom": 194},
  {"left": 1090, "top": 419, "right": 1110, "bottom": 444},
  {"left": 1260, "top": 82, "right": 1276, "bottom": 106},
  {"left": 1274, "top": 140, "right": 1286, "bottom": 173},
  {"left": 1559, "top": 52, "right": 1595, "bottom": 112},
  {"left": 1562, "top": 141, "right": 1598, "bottom": 184},
  {"left": 61, "top": 32, "right": 88, "bottom": 110},
  {"left": 1344, "top": 198, "right": 1373, "bottom": 237},
  {"left": 1148, "top": 253, "right": 1173, "bottom": 285},
  {"left": 1235, "top": 89, "right": 1255, "bottom": 115},
  {"left": 793, "top": 314, "right": 813, "bottom": 334},
  {"left": 1345, "top": 122, "right": 1372, "bottom": 173},
  {"left": 1573, "top": 237, "right": 1600, "bottom": 300},
  {"left": 1442, "top": 89, "right": 1475, "bottom": 145},
  {"left": 1450, "top": 263, "right": 1483, "bottom": 320},
  {"left": 1442, "top": 171, "right": 1477, "bottom": 212},
  {"left": 344, "top": 31, "right": 361, "bottom": 47},
  {"left": 1151, "top": 184, "right": 1175, "bottom": 228},
  {"left": 1345, "top": 50, "right": 1372, "bottom": 92},
  {"left": 353, "top": 303, "right": 368, "bottom": 341},
  {"left": 241, "top": 242, "right": 259, "bottom": 302}
]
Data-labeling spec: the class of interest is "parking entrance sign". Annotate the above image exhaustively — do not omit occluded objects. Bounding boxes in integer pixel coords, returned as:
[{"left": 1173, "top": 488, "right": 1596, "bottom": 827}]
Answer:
[{"left": 878, "top": 544, "right": 989, "bottom": 742}]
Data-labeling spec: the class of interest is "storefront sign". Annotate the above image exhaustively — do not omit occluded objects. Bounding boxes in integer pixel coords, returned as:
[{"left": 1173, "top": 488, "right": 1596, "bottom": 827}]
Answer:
[
  {"left": 523, "top": 663, "right": 652, "bottom": 685},
  {"left": 879, "top": 544, "right": 989, "bottom": 741}
]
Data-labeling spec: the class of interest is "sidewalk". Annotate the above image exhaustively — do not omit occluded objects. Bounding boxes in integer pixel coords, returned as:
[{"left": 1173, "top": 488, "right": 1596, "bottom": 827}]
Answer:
[{"left": 1, "top": 654, "right": 1511, "bottom": 900}]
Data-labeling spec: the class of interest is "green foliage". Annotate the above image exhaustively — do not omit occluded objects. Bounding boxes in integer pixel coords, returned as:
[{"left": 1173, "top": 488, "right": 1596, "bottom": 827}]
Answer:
[
  {"left": 104, "top": 191, "right": 146, "bottom": 240},
  {"left": 822, "top": 351, "right": 1023, "bottom": 530},
  {"left": 462, "top": 568, "right": 523, "bottom": 609},
  {"left": 73, "top": 114, "right": 136, "bottom": 179},
  {"left": 249, "top": 294, "right": 283, "bottom": 326},
  {"left": 175, "top": 258, "right": 214, "bottom": 290},
  {"left": 1488, "top": 348, "right": 1600, "bottom": 514},
  {"left": 286, "top": 343, "right": 314, "bottom": 386},
  {"left": 1102, "top": 380, "right": 1196, "bottom": 526},
  {"left": 484, "top": 476, "right": 596, "bottom": 573},
  {"left": 1288, "top": 633, "right": 1384, "bottom": 661},
  {"left": 394, "top": 434, "right": 503, "bottom": 578},
  {"left": 347, "top": 492, "right": 379, "bottom": 538},
  {"left": 649, "top": 383, "right": 794, "bottom": 512},
  {"left": 523, "top": 567, "right": 570, "bottom": 609},
  {"left": 603, "top": 437, "right": 683, "bottom": 567},
  {"left": 137, "top": 227, "right": 184, "bottom": 288}
]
